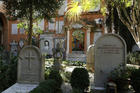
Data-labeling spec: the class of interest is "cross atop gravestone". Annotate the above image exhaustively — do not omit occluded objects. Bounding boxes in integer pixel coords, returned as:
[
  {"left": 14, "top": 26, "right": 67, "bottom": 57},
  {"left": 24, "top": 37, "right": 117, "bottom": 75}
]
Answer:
[
  {"left": 25, "top": 52, "right": 35, "bottom": 70},
  {"left": 18, "top": 45, "right": 44, "bottom": 84},
  {"left": 52, "top": 43, "right": 65, "bottom": 71}
]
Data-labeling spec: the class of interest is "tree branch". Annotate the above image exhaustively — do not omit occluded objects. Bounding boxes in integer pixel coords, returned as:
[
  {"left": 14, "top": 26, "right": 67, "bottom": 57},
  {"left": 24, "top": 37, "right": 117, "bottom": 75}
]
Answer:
[
  {"left": 122, "top": 7, "right": 132, "bottom": 25},
  {"left": 117, "top": 7, "right": 138, "bottom": 42},
  {"left": 130, "top": 5, "right": 137, "bottom": 25}
]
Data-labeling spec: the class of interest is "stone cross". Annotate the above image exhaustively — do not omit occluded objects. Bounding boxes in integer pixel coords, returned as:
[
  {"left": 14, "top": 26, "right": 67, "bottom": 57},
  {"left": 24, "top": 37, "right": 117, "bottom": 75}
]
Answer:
[
  {"left": 25, "top": 52, "right": 35, "bottom": 70},
  {"left": 52, "top": 43, "right": 65, "bottom": 71}
]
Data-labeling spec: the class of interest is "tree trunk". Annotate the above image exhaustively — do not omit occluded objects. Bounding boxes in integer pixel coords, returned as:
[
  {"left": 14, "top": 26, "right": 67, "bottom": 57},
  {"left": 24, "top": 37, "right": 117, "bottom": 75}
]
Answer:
[{"left": 28, "top": 1, "right": 33, "bottom": 45}]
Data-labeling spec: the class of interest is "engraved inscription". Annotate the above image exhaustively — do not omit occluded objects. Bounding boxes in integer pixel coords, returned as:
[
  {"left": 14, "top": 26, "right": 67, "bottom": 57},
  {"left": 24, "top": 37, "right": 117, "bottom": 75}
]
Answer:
[
  {"left": 21, "top": 73, "right": 38, "bottom": 82},
  {"left": 97, "top": 44, "right": 122, "bottom": 54}
]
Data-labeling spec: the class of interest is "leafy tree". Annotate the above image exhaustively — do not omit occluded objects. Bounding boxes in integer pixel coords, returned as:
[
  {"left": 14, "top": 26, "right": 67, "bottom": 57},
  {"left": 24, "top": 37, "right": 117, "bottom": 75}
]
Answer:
[
  {"left": 103, "top": 0, "right": 140, "bottom": 46},
  {"left": 3, "top": 0, "right": 64, "bottom": 45},
  {"left": 66, "top": 0, "right": 140, "bottom": 47},
  {"left": 17, "top": 20, "right": 43, "bottom": 46}
]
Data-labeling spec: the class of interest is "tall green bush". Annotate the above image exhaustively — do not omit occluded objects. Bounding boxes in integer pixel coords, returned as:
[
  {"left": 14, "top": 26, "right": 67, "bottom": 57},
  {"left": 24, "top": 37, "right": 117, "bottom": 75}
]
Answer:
[
  {"left": 0, "top": 56, "right": 17, "bottom": 92},
  {"left": 70, "top": 68, "right": 89, "bottom": 93},
  {"left": 30, "top": 79, "right": 60, "bottom": 93},
  {"left": 127, "top": 52, "right": 140, "bottom": 65},
  {"left": 130, "top": 68, "right": 140, "bottom": 93},
  {"left": 30, "top": 70, "right": 63, "bottom": 93},
  {"left": 48, "top": 70, "right": 63, "bottom": 88}
]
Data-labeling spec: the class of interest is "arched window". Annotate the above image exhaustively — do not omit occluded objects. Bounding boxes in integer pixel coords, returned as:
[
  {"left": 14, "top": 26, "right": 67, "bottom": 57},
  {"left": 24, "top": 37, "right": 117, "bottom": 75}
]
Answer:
[{"left": 44, "top": 40, "right": 49, "bottom": 47}]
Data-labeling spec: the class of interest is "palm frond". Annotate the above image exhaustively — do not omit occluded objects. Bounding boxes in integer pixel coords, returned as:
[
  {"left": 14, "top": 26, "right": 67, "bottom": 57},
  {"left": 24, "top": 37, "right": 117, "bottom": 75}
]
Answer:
[
  {"left": 66, "top": 0, "right": 101, "bottom": 22},
  {"left": 66, "top": 0, "right": 82, "bottom": 22}
]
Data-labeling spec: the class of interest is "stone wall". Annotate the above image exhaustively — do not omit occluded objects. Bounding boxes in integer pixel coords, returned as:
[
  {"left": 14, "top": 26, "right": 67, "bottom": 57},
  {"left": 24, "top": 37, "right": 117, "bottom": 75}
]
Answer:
[{"left": 66, "top": 52, "right": 86, "bottom": 62}]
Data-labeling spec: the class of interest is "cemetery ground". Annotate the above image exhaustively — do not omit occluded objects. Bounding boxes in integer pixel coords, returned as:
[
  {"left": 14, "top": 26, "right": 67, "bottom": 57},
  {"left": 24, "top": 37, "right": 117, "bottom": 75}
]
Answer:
[
  {"left": 0, "top": 56, "right": 140, "bottom": 93},
  {"left": 0, "top": 45, "right": 140, "bottom": 93},
  {"left": 44, "top": 58, "right": 137, "bottom": 93}
]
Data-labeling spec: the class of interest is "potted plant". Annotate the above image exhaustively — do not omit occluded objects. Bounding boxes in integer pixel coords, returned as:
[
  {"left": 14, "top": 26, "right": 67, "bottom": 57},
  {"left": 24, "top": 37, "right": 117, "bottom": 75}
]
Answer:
[{"left": 109, "top": 65, "right": 131, "bottom": 91}]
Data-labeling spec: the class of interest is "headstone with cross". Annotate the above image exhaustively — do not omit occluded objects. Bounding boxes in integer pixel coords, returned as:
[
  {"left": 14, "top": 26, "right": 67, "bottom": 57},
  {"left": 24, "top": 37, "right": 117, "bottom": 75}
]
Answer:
[
  {"left": 25, "top": 52, "right": 35, "bottom": 70},
  {"left": 18, "top": 45, "right": 44, "bottom": 84}
]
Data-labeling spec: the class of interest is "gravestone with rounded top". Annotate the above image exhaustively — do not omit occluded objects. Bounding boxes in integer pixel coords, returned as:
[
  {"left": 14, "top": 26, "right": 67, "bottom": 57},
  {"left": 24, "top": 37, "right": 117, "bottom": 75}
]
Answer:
[
  {"left": 2, "top": 45, "right": 44, "bottom": 93},
  {"left": 86, "top": 44, "right": 95, "bottom": 72},
  {"left": 94, "top": 34, "right": 126, "bottom": 89},
  {"left": 18, "top": 45, "right": 44, "bottom": 84}
]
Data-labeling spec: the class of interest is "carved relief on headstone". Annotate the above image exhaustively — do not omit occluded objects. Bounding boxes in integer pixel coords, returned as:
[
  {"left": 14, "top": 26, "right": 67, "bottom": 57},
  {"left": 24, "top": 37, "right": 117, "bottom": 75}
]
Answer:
[
  {"left": 54, "top": 38, "right": 66, "bottom": 59},
  {"left": 19, "top": 39, "right": 24, "bottom": 48},
  {"left": 40, "top": 34, "right": 54, "bottom": 56},
  {"left": 94, "top": 34, "right": 126, "bottom": 88},
  {"left": 18, "top": 45, "right": 44, "bottom": 84},
  {"left": 86, "top": 44, "right": 94, "bottom": 72},
  {"left": 10, "top": 40, "right": 18, "bottom": 56},
  {"left": 52, "top": 43, "right": 65, "bottom": 71}
]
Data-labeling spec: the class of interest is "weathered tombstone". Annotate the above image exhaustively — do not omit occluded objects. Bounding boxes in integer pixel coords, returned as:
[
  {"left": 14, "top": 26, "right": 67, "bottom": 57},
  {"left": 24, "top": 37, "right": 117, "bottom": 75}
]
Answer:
[
  {"left": 52, "top": 43, "right": 65, "bottom": 71},
  {"left": 18, "top": 45, "right": 44, "bottom": 83},
  {"left": 54, "top": 38, "right": 66, "bottom": 59},
  {"left": 86, "top": 44, "right": 95, "bottom": 72},
  {"left": 40, "top": 34, "right": 54, "bottom": 57},
  {"left": 94, "top": 34, "right": 126, "bottom": 90},
  {"left": 2, "top": 45, "right": 44, "bottom": 93},
  {"left": 10, "top": 40, "right": 18, "bottom": 56},
  {"left": 19, "top": 39, "right": 24, "bottom": 48}
]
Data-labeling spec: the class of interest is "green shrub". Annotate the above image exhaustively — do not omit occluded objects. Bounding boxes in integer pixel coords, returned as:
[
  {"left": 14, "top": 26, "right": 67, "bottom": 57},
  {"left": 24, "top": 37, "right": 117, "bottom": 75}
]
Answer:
[
  {"left": 127, "top": 52, "right": 140, "bottom": 65},
  {"left": 72, "top": 88, "right": 83, "bottom": 93},
  {"left": 31, "top": 70, "right": 63, "bottom": 93},
  {"left": 109, "top": 66, "right": 130, "bottom": 81},
  {"left": 44, "top": 67, "right": 52, "bottom": 80},
  {"left": 70, "top": 68, "right": 89, "bottom": 92},
  {"left": 30, "top": 79, "right": 62, "bottom": 93},
  {"left": 61, "top": 71, "right": 71, "bottom": 82},
  {"left": 109, "top": 65, "right": 132, "bottom": 90},
  {"left": 130, "top": 68, "right": 140, "bottom": 93},
  {"left": 48, "top": 70, "right": 63, "bottom": 88},
  {"left": 0, "top": 56, "right": 17, "bottom": 92}
]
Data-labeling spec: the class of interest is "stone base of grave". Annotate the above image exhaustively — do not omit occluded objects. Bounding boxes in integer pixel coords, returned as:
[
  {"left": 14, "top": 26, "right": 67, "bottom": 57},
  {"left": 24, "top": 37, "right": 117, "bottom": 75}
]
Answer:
[
  {"left": 118, "top": 90, "right": 134, "bottom": 93},
  {"left": 66, "top": 53, "right": 86, "bottom": 62},
  {"left": 2, "top": 83, "right": 38, "bottom": 93},
  {"left": 91, "top": 87, "right": 106, "bottom": 93}
]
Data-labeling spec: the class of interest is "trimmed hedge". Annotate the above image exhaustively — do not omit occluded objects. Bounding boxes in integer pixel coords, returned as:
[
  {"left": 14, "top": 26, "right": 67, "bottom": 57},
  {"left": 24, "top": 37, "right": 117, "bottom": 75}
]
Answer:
[
  {"left": 70, "top": 68, "right": 89, "bottom": 92},
  {"left": 30, "top": 79, "right": 61, "bottom": 93}
]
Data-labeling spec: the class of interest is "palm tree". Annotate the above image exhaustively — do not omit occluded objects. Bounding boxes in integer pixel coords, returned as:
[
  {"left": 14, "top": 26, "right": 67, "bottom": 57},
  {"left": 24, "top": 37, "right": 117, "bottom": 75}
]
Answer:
[{"left": 66, "top": 0, "right": 100, "bottom": 22}]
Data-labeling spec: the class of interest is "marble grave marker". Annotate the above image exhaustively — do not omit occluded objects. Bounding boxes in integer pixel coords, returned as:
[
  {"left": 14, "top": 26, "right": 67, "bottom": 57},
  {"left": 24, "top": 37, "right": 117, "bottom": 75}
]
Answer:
[{"left": 94, "top": 34, "right": 126, "bottom": 88}]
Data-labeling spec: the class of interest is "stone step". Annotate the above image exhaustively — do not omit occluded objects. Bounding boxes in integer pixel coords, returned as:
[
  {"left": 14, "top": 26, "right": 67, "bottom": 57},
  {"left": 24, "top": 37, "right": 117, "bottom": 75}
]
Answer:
[{"left": 2, "top": 83, "right": 38, "bottom": 93}]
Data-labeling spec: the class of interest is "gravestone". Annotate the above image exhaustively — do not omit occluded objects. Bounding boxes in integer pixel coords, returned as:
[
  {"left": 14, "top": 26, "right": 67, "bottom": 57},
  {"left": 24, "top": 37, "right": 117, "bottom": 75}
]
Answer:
[
  {"left": 2, "top": 45, "right": 44, "bottom": 93},
  {"left": 94, "top": 34, "right": 126, "bottom": 89},
  {"left": 18, "top": 45, "right": 44, "bottom": 83},
  {"left": 10, "top": 40, "right": 18, "bottom": 56},
  {"left": 54, "top": 38, "right": 66, "bottom": 59},
  {"left": 52, "top": 43, "right": 65, "bottom": 71},
  {"left": 19, "top": 39, "right": 24, "bottom": 48},
  {"left": 40, "top": 34, "right": 54, "bottom": 56},
  {"left": 86, "top": 44, "right": 94, "bottom": 72}
]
